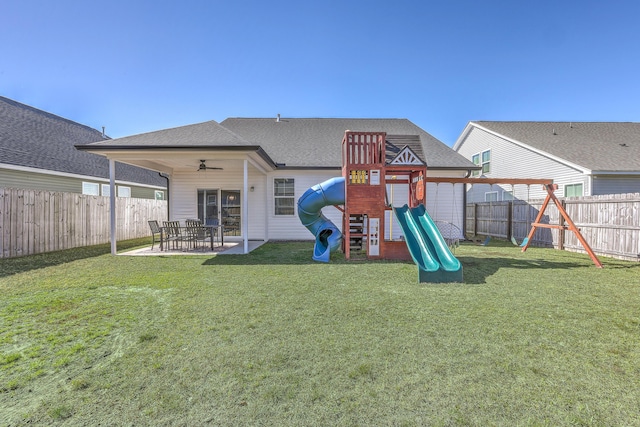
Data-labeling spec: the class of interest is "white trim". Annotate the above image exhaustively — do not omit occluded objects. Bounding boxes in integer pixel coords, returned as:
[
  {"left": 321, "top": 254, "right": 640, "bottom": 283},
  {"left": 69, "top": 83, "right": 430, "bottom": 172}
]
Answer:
[
  {"left": 0, "top": 162, "right": 166, "bottom": 189},
  {"left": 463, "top": 122, "right": 593, "bottom": 175},
  {"left": 109, "top": 160, "right": 117, "bottom": 255},
  {"left": 389, "top": 146, "right": 424, "bottom": 165},
  {"left": 452, "top": 122, "right": 475, "bottom": 151},
  {"left": 243, "top": 160, "right": 249, "bottom": 254},
  {"left": 247, "top": 156, "right": 269, "bottom": 175}
]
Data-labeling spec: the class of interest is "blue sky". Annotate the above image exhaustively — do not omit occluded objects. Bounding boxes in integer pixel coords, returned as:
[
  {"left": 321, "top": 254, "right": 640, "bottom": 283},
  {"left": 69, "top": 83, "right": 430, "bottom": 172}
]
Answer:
[{"left": 2, "top": 0, "right": 639, "bottom": 146}]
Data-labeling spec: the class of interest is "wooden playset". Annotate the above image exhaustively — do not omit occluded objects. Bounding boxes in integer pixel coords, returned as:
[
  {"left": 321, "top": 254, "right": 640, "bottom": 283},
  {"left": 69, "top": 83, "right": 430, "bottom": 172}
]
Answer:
[{"left": 337, "top": 131, "right": 603, "bottom": 268}]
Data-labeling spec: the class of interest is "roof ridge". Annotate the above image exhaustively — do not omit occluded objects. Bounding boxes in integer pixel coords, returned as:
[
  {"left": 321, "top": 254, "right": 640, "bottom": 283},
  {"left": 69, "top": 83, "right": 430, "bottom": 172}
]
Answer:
[{"left": 0, "top": 95, "right": 106, "bottom": 138}]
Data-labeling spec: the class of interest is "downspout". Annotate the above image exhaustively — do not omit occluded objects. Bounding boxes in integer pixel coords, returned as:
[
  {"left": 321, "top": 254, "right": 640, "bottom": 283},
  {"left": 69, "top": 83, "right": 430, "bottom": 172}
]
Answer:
[
  {"left": 159, "top": 173, "right": 170, "bottom": 219},
  {"left": 462, "top": 170, "right": 472, "bottom": 237}
]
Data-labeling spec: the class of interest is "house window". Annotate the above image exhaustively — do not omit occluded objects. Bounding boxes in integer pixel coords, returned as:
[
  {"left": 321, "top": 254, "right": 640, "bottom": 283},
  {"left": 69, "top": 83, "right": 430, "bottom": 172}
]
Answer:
[
  {"left": 502, "top": 190, "right": 514, "bottom": 201},
  {"left": 82, "top": 182, "right": 99, "bottom": 196},
  {"left": 471, "top": 154, "right": 480, "bottom": 177},
  {"left": 481, "top": 150, "right": 491, "bottom": 174},
  {"left": 117, "top": 186, "right": 131, "bottom": 198},
  {"left": 274, "top": 178, "right": 295, "bottom": 215},
  {"left": 485, "top": 191, "right": 498, "bottom": 202},
  {"left": 155, "top": 190, "right": 165, "bottom": 200},
  {"left": 101, "top": 184, "right": 131, "bottom": 197},
  {"left": 564, "top": 183, "right": 583, "bottom": 197}
]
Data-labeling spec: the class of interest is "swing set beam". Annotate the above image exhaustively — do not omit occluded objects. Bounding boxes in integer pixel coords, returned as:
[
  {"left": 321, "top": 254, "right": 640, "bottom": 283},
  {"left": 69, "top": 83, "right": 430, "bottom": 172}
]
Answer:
[{"left": 424, "top": 177, "right": 553, "bottom": 185}]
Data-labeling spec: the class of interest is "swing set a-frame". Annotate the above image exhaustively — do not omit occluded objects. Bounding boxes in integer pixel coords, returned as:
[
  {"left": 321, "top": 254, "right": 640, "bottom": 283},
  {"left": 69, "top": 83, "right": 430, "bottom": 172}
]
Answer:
[{"left": 424, "top": 177, "right": 604, "bottom": 269}]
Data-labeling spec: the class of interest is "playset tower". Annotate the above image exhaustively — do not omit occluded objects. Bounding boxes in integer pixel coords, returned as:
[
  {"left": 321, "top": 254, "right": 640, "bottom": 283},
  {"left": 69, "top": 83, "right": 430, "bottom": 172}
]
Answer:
[{"left": 340, "top": 131, "right": 426, "bottom": 261}]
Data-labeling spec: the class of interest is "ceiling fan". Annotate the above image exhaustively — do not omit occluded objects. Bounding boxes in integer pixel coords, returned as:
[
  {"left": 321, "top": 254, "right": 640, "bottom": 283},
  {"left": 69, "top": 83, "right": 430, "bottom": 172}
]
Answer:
[{"left": 197, "top": 160, "right": 223, "bottom": 171}]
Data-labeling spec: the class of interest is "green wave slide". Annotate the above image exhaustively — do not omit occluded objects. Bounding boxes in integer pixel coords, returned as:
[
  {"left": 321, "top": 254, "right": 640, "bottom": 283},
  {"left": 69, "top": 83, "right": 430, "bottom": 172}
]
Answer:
[{"left": 393, "top": 204, "right": 463, "bottom": 283}]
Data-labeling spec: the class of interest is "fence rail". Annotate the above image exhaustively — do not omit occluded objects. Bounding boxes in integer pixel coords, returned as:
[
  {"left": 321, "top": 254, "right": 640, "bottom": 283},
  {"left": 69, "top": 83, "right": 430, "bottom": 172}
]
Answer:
[
  {"left": 0, "top": 188, "right": 168, "bottom": 258},
  {"left": 466, "top": 192, "right": 640, "bottom": 262}
]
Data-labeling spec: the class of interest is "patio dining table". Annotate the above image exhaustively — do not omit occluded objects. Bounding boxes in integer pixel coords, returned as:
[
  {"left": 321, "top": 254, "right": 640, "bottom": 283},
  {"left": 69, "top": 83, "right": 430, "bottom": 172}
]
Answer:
[{"left": 159, "top": 224, "right": 224, "bottom": 251}]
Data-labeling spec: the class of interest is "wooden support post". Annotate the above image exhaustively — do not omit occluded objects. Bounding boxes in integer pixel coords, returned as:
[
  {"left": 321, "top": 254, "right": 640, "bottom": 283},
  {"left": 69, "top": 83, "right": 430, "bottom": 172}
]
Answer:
[
  {"left": 547, "top": 188, "right": 603, "bottom": 268},
  {"left": 522, "top": 184, "right": 603, "bottom": 268},
  {"left": 521, "top": 190, "right": 552, "bottom": 251}
]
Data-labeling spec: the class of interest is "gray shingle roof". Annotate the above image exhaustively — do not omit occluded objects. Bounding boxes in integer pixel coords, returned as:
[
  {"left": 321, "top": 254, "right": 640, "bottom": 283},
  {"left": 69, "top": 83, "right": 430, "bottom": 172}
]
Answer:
[
  {"left": 0, "top": 96, "right": 166, "bottom": 186},
  {"left": 78, "top": 120, "right": 252, "bottom": 148},
  {"left": 221, "top": 118, "right": 474, "bottom": 169},
  {"left": 473, "top": 121, "right": 640, "bottom": 172}
]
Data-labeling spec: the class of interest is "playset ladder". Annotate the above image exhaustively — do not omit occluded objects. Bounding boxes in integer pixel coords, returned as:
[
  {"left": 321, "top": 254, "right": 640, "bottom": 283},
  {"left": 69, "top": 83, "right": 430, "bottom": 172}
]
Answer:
[{"left": 349, "top": 213, "right": 365, "bottom": 251}]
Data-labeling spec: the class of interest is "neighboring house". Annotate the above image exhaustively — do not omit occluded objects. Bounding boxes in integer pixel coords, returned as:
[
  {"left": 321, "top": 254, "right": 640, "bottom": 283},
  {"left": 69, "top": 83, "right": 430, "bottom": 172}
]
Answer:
[
  {"left": 0, "top": 96, "right": 167, "bottom": 199},
  {"left": 454, "top": 121, "right": 640, "bottom": 203},
  {"left": 76, "top": 117, "right": 477, "bottom": 252}
]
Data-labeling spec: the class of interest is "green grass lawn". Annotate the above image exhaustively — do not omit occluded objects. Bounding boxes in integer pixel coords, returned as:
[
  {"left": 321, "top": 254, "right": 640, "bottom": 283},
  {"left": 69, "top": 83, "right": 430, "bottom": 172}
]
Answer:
[{"left": 1, "top": 240, "right": 639, "bottom": 426}]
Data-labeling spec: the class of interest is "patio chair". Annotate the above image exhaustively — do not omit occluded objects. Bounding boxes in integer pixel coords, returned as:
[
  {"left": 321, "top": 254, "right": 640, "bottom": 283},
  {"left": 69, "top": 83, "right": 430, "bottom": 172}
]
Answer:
[
  {"left": 163, "top": 221, "right": 183, "bottom": 250},
  {"left": 148, "top": 220, "right": 162, "bottom": 249},
  {"left": 205, "top": 218, "right": 222, "bottom": 246},
  {"left": 186, "top": 220, "right": 209, "bottom": 251}
]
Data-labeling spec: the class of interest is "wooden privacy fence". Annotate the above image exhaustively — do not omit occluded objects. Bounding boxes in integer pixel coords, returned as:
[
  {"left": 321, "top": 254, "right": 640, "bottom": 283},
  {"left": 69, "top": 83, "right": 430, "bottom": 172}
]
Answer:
[
  {"left": 466, "top": 193, "right": 640, "bottom": 262},
  {"left": 0, "top": 188, "right": 168, "bottom": 258}
]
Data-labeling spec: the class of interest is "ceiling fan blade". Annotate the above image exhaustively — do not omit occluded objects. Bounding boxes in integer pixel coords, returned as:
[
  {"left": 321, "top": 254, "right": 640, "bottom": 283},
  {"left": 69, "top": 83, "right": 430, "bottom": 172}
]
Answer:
[{"left": 197, "top": 160, "right": 223, "bottom": 171}]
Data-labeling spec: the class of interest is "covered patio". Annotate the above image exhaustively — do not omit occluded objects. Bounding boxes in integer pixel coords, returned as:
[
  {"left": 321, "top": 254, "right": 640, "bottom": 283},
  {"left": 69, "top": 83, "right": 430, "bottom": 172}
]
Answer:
[
  {"left": 75, "top": 121, "right": 276, "bottom": 256},
  {"left": 121, "top": 240, "right": 266, "bottom": 256}
]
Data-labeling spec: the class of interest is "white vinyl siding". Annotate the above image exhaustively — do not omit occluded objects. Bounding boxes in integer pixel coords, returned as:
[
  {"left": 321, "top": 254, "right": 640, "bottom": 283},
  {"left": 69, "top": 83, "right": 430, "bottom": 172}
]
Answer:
[
  {"left": 424, "top": 170, "right": 467, "bottom": 233},
  {"left": 385, "top": 177, "right": 410, "bottom": 240},
  {"left": 170, "top": 160, "right": 267, "bottom": 240},
  {"left": 267, "top": 171, "right": 343, "bottom": 241},
  {"left": 457, "top": 127, "right": 590, "bottom": 203}
]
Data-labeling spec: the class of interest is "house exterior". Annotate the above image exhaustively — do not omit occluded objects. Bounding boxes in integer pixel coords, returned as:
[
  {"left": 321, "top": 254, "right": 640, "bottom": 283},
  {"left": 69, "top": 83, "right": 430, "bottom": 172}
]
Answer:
[
  {"left": 76, "top": 117, "right": 477, "bottom": 252},
  {"left": 454, "top": 121, "right": 640, "bottom": 203},
  {"left": 0, "top": 96, "right": 167, "bottom": 199}
]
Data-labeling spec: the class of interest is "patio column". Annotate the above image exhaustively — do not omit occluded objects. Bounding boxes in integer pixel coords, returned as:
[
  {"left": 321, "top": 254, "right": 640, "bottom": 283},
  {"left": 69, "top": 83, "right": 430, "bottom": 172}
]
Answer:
[
  {"left": 109, "top": 159, "right": 116, "bottom": 255},
  {"left": 243, "top": 159, "right": 249, "bottom": 254}
]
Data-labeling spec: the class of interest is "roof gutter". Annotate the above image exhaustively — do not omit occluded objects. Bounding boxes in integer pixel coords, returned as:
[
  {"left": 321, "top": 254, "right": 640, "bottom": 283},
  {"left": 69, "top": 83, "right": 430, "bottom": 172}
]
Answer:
[{"left": 75, "top": 144, "right": 279, "bottom": 169}]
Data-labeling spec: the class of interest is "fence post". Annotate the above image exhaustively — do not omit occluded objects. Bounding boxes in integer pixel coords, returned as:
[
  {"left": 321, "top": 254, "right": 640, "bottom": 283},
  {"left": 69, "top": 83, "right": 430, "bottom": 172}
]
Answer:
[
  {"left": 558, "top": 199, "right": 566, "bottom": 251},
  {"left": 473, "top": 203, "right": 478, "bottom": 236},
  {"left": 507, "top": 201, "right": 513, "bottom": 241}
]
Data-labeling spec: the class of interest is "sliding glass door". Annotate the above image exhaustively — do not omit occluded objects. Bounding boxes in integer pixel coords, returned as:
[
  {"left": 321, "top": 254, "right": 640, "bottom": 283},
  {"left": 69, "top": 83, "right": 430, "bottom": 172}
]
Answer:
[{"left": 197, "top": 189, "right": 241, "bottom": 237}]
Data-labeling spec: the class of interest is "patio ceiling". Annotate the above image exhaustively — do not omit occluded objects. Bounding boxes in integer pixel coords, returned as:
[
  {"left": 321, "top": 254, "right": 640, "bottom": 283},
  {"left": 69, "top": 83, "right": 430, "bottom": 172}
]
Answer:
[{"left": 93, "top": 148, "right": 274, "bottom": 175}]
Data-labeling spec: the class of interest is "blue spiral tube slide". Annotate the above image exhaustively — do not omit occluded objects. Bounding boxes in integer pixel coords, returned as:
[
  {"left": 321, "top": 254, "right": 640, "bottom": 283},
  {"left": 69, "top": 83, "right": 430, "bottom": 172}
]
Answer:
[{"left": 297, "top": 177, "right": 345, "bottom": 262}]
